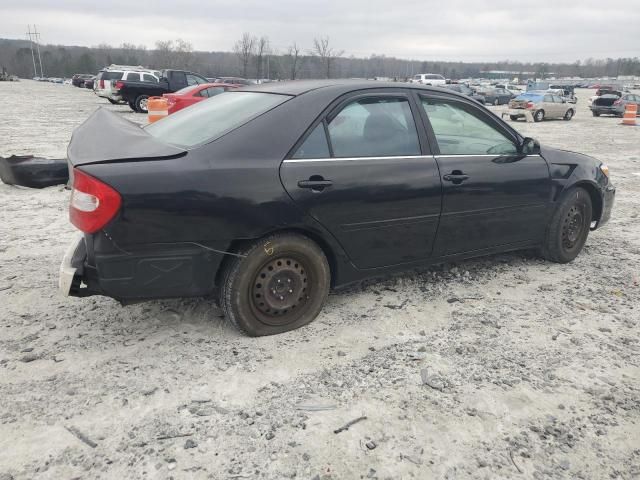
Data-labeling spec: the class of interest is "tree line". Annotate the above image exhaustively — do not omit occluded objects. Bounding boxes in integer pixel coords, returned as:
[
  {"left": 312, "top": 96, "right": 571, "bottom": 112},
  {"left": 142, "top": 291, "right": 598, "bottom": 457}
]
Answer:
[{"left": 1, "top": 36, "right": 639, "bottom": 81}]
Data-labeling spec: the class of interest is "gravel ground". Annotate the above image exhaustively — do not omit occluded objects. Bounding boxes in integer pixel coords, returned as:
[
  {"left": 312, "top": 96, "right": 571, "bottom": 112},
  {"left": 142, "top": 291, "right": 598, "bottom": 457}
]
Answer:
[{"left": 0, "top": 81, "right": 639, "bottom": 480}]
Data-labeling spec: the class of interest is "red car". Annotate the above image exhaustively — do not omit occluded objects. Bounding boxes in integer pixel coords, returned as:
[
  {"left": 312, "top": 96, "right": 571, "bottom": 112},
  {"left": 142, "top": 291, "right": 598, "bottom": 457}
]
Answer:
[{"left": 163, "top": 83, "right": 239, "bottom": 114}]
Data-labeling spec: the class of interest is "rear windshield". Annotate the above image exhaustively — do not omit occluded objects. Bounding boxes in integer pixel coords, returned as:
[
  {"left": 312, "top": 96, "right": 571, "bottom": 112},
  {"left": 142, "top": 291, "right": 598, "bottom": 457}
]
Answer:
[
  {"left": 516, "top": 93, "right": 543, "bottom": 101},
  {"left": 145, "top": 91, "right": 289, "bottom": 148},
  {"left": 102, "top": 71, "right": 124, "bottom": 80}
]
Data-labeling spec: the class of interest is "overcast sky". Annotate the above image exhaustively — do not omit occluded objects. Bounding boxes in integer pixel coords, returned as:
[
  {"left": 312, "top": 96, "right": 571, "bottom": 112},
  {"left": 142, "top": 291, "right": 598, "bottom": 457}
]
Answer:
[{"left": 1, "top": 0, "right": 639, "bottom": 63}]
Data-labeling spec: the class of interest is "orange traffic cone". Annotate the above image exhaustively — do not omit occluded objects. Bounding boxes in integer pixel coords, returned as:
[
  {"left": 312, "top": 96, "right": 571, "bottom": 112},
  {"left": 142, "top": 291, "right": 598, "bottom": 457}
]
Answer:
[
  {"left": 621, "top": 103, "right": 638, "bottom": 126},
  {"left": 148, "top": 97, "right": 169, "bottom": 123}
]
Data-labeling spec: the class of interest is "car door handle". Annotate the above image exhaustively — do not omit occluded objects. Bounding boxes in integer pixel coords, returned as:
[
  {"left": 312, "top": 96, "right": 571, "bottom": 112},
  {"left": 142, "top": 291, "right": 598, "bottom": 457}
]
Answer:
[
  {"left": 443, "top": 172, "right": 470, "bottom": 184},
  {"left": 297, "top": 177, "right": 333, "bottom": 191}
]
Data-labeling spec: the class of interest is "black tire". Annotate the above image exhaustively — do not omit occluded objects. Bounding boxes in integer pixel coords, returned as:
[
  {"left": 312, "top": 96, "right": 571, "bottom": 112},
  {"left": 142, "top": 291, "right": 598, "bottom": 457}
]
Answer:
[
  {"left": 107, "top": 98, "right": 118, "bottom": 105},
  {"left": 541, "top": 188, "right": 592, "bottom": 264},
  {"left": 563, "top": 109, "right": 574, "bottom": 121},
  {"left": 220, "top": 233, "right": 330, "bottom": 336},
  {"left": 533, "top": 110, "right": 545, "bottom": 122},
  {"left": 134, "top": 94, "right": 149, "bottom": 113},
  {"left": 592, "top": 111, "right": 600, "bottom": 117},
  {"left": 509, "top": 115, "right": 520, "bottom": 121}
]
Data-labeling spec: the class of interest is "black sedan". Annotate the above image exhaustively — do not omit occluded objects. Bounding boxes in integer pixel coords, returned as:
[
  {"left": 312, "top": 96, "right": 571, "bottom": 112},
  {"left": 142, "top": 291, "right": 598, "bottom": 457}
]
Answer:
[
  {"left": 480, "top": 87, "right": 516, "bottom": 106},
  {"left": 60, "top": 81, "right": 615, "bottom": 336}
]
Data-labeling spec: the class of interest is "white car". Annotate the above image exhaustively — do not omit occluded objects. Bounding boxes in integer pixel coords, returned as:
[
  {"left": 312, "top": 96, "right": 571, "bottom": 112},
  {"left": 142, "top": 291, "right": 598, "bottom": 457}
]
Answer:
[
  {"left": 411, "top": 73, "right": 447, "bottom": 86},
  {"left": 95, "top": 66, "right": 159, "bottom": 104}
]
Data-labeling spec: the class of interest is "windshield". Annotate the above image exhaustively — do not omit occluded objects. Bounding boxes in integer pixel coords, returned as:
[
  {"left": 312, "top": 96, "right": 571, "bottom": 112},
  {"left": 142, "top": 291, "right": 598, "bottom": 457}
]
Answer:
[{"left": 145, "top": 91, "right": 289, "bottom": 148}]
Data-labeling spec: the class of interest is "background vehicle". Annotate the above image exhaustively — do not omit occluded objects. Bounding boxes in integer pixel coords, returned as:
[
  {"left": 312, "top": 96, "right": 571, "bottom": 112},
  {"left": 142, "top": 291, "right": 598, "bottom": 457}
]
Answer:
[
  {"left": 548, "top": 86, "right": 577, "bottom": 103},
  {"left": 163, "top": 83, "right": 239, "bottom": 114},
  {"left": 214, "top": 77, "right": 255, "bottom": 86},
  {"left": 480, "top": 87, "right": 515, "bottom": 106},
  {"left": 83, "top": 76, "right": 95, "bottom": 89},
  {"left": 95, "top": 66, "right": 160, "bottom": 104},
  {"left": 72, "top": 74, "right": 93, "bottom": 87},
  {"left": 443, "top": 83, "right": 485, "bottom": 104},
  {"left": 591, "top": 92, "right": 640, "bottom": 117},
  {"left": 117, "top": 69, "right": 209, "bottom": 113},
  {"left": 60, "top": 81, "right": 614, "bottom": 336},
  {"left": 508, "top": 92, "right": 576, "bottom": 122},
  {"left": 411, "top": 73, "right": 446, "bottom": 86}
]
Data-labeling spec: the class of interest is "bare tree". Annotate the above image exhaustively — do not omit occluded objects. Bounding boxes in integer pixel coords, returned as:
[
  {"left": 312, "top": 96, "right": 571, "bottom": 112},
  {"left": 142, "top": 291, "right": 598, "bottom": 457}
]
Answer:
[
  {"left": 152, "top": 39, "right": 192, "bottom": 69},
  {"left": 254, "top": 36, "right": 270, "bottom": 80},
  {"left": 287, "top": 42, "right": 302, "bottom": 80},
  {"left": 234, "top": 33, "right": 255, "bottom": 78},
  {"left": 312, "top": 37, "right": 344, "bottom": 79}
]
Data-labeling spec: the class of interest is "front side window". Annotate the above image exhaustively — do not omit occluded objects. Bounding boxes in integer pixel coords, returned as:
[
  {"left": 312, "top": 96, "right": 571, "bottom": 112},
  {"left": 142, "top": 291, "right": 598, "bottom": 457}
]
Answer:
[
  {"left": 143, "top": 74, "right": 157, "bottom": 82},
  {"left": 420, "top": 97, "right": 517, "bottom": 156},
  {"left": 145, "top": 92, "right": 289, "bottom": 148},
  {"left": 186, "top": 74, "right": 206, "bottom": 86},
  {"left": 327, "top": 97, "right": 420, "bottom": 158},
  {"left": 126, "top": 73, "right": 141, "bottom": 81}
]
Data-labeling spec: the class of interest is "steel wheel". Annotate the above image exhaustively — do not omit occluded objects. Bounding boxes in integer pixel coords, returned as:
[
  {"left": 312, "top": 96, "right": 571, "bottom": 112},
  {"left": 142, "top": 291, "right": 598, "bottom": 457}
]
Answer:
[
  {"left": 561, "top": 205, "right": 586, "bottom": 250},
  {"left": 250, "top": 256, "right": 311, "bottom": 326}
]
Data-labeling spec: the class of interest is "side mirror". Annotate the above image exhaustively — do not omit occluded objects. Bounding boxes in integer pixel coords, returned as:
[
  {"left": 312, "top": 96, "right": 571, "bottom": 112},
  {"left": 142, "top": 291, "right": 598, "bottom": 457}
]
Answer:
[{"left": 520, "top": 137, "right": 540, "bottom": 155}]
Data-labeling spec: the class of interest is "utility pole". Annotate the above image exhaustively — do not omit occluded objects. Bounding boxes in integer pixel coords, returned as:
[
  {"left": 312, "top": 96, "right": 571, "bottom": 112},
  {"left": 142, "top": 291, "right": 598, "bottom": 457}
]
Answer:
[
  {"left": 33, "top": 25, "right": 44, "bottom": 78},
  {"left": 26, "top": 25, "right": 37, "bottom": 78}
]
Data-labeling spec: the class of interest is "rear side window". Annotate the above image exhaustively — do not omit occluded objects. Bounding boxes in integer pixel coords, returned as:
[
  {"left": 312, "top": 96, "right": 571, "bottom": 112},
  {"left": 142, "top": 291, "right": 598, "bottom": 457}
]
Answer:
[
  {"left": 186, "top": 74, "right": 206, "bottom": 86},
  {"left": 327, "top": 97, "right": 420, "bottom": 158},
  {"left": 103, "top": 71, "right": 123, "bottom": 80},
  {"left": 292, "top": 124, "right": 330, "bottom": 159},
  {"left": 126, "top": 73, "right": 141, "bottom": 81},
  {"left": 420, "top": 97, "right": 517, "bottom": 156},
  {"left": 145, "top": 92, "right": 289, "bottom": 148},
  {"left": 203, "top": 86, "right": 225, "bottom": 97}
]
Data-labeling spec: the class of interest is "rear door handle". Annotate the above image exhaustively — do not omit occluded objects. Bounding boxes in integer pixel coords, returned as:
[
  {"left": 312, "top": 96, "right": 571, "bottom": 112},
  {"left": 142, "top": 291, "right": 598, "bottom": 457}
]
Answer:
[
  {"left": 443, "top": 173, "right": 470, "bottom": 184},
  {"left": 298, "top": 177, "right": 333, "bottom": 191}
]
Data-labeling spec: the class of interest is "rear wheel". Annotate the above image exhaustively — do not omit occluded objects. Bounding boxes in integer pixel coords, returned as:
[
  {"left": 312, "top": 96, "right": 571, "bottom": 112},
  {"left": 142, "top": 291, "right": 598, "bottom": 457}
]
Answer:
[
  {"left": 220, "top": 233, "right": 330, "bottom": 336},
  {"left": 135, "top": 94, "right": 149, "bottom": 113},
  {"left": 534, "top": 109, "right": 545, "bottom": 122},
  {"left": 564, "top": 109, "right": 574, "bottom": 121},
  {"left": 541, "top": 188, "right": 592, "bottom": 263}
]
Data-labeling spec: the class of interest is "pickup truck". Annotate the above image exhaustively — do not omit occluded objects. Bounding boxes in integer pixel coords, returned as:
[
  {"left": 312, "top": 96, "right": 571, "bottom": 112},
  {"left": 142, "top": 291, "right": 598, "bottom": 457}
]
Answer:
[{"left": 116, "top": 69, "right": 209, "bottom": 113}]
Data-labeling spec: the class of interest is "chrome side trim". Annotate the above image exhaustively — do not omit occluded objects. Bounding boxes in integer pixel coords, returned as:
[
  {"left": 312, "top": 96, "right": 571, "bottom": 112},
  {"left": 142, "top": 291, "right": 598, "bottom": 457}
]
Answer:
[{"left": 282, "top": 155, "right": 432, "bottom": 163}]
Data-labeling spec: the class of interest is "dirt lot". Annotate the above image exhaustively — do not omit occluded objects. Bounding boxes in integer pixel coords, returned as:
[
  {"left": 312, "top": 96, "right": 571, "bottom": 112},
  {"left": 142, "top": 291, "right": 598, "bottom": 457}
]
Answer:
[{"left": 1, "top": 81, "right": 639, "bottom": 480}]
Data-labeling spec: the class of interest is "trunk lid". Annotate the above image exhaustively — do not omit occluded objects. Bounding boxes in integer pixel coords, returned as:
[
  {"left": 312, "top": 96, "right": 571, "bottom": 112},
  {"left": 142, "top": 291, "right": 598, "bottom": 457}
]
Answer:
[{"left": 67, "top": 108, "right": 186, "bottom": 167}]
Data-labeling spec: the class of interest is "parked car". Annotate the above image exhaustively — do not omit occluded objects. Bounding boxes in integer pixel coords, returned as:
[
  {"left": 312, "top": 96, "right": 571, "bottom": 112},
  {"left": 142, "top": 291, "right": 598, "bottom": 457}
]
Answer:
[
  {"left": 480, "top": 88, "right": 516, "bottom": 106},
  {"left": 507, "top": 92, "right": 576, "bottom": 122},
  {"left": 443, "top": 83, "right": 485, "bottom": 104},
  {"left": 411, "top": 73, "right": 446, "bottom": 86},
  {"left": 163, "top": 83, "right": 240, "bottom": 114},
  {"left": 60, "top": 81, "right": 615, "bottom": 336},
  {"left": 95, "top": 66, "right": 160, "bottom": 104},
  {"left": 589, "top": 87, "right": 623, "bottom": 105},
  {"left": 548, "top": 86, "right": 577, "bottom": 103},
  {"left": 117, "top": 69, "right": 209, "bottom": 113},
  {"left": 83, "top": 77, "right": 95, "bottom": 89},
  {"left": 591, "top": 92, "right": 640, "bottom": 117},
  {"left": 72, "top": 74, "right": 93, "bottom": 87},
  {"left": 214, "top": 77, "right": 255, "bottom": 86}
]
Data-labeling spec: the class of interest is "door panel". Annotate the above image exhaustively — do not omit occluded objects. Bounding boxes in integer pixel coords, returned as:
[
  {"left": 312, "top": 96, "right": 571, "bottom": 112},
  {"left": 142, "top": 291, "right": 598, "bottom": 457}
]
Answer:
[
  {"left": 281, "top": 157, "right": 442, "bottom": 268},
  {"left": 417, "top": 94, "right": 552, "bottom": 256},
  {"left": 280, "top": 93, "right": 442, "bottom": 270},
  {"left": 433, "top": 154, "right": 550, "bottom": 256}
]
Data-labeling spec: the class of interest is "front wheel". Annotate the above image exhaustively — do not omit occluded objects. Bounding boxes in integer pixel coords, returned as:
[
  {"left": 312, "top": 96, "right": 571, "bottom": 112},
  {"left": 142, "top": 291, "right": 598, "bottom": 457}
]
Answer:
[
  {"left": 534, "top": 109, "right": 545, "bottom": 122},
  {"left": 564, "top": 109, "right": 574, "bottom": 121},
  {"left": 541, "top": 188, "right": 592, "bottom": 263},
  {"left": 135, "top": 94, "right": 149, "bottom": 113},
  {"left": 220, "top": 233, "right": 330, "bottom": 336}
]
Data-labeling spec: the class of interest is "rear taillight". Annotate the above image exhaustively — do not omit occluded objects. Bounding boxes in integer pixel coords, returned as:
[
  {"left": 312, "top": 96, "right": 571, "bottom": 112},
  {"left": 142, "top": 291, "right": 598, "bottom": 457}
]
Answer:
[
  {"left": 526, "top": 102, "right": 534, "bottom": 109},
  {"left": 69, "top": 169, "right": 121, "bottom": 233},
  {"left": 114, "top": 80, "right": 124, "bottom": 90}
]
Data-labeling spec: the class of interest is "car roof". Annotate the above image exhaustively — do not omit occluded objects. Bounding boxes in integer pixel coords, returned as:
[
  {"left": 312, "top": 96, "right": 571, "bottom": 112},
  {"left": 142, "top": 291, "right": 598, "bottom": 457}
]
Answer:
[{"left": 238, "top": 79, "right": 463, "bottom": 97}]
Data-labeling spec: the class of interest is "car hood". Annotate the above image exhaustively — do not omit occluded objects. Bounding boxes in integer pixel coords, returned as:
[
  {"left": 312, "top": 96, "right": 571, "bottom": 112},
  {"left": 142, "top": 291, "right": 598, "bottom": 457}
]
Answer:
[
  {"left": 67, "top": 107, "right": 186, "bottom": 166},
  {"left": 540, "top": 145, "right": 599, "bottom": 166}
]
